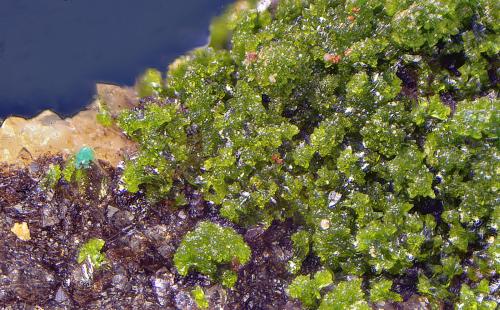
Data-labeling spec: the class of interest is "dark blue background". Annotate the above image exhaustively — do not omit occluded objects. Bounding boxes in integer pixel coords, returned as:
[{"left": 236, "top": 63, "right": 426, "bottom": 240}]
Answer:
[{"left": 0, "top": 0, "right": 232, "bottom": 118}]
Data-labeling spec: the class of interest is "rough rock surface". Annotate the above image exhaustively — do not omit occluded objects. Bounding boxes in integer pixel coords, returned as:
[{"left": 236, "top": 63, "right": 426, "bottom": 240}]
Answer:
[
  {"left": 0, "top": 84, "right": 137, "bottom": 167},
  {"left": 0, "top": 158, "right": 302, "bottom": 309}
]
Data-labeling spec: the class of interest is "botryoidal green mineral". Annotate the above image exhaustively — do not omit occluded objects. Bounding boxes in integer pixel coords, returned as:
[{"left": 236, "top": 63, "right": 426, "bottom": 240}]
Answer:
[{"left": 118, "top": 0, "right": 498, "bottom": 307}]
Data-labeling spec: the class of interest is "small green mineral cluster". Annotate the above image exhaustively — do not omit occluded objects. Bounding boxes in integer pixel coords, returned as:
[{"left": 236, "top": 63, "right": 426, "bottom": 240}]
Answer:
[
  {"left": 288, "top": 270, "right": 333, "bottom": 308},
  {"left": 118, "top": 0, "right": 498, "bottom": 307},
  {"left": 75, "top": 146, "right": 95, "bottom": 169},
  {"left": 96, "top": 99, "right": 113, "bottom": 127},
  {"left": 77, "top": 238, "right": 107, "bottom": 269},
  {"left": 173, "top": 221, "right": 251, "bottom": 287},
  {"left": 40, "top": 164, "right": 62, "bottom": 190},
  {"left": 41, "top": 147, "right": 96, "bottom": 189},
  {"left": 191, "top": 286, "right": 209, "bottom": 309}
]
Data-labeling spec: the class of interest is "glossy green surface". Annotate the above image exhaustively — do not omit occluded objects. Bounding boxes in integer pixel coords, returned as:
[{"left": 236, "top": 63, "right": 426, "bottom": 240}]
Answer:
[
  {"left": 118, "top": 0, "right": 499, "bottom": 306},
  {"left": 288, "top": 270, "right": 333, "bottom": 309},
  {"left": 173, "top": 222, "right": 251, "bottom": 283}
]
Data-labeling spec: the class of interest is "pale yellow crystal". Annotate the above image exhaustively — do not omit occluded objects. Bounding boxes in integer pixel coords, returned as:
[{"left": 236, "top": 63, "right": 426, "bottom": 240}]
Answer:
[{"left": 11, "top": 222, "right": 31, "bottom": 241}]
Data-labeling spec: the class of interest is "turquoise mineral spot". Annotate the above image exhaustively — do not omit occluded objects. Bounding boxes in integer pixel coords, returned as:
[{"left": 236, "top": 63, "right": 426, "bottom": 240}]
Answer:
[{"left": 75, "top": 146, "right": 95, "bottom": 169}]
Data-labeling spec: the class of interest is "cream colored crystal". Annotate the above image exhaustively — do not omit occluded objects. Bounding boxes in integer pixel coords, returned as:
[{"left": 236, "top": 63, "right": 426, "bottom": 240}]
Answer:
[{"left": 11, "top": 222, "right": 31, "bottom": 241}]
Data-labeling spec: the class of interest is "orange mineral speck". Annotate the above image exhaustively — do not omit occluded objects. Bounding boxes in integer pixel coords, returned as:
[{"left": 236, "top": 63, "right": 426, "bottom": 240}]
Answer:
[
  {"left": 245, "top": 51, "right": 258, "bottom": 63},
  {"left": 271, "top": 153, "right": 284, "bottom": 165},
  {"left": 231, "top": 257, "right": 241, "bottom": 271},
  {"left": 324, "top": 53, "right": 342, "bottom": 64}
]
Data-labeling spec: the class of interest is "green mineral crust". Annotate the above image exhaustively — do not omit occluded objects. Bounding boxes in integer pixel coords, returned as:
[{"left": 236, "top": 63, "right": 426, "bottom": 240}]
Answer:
[{"left": 118, "top": 0, "right": 499, "bottom": 307}]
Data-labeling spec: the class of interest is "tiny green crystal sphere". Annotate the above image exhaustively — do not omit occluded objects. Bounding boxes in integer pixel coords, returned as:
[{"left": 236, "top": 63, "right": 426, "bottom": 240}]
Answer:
[{"left": 75, "top": 146, "right": 95, "bottom": 169}]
